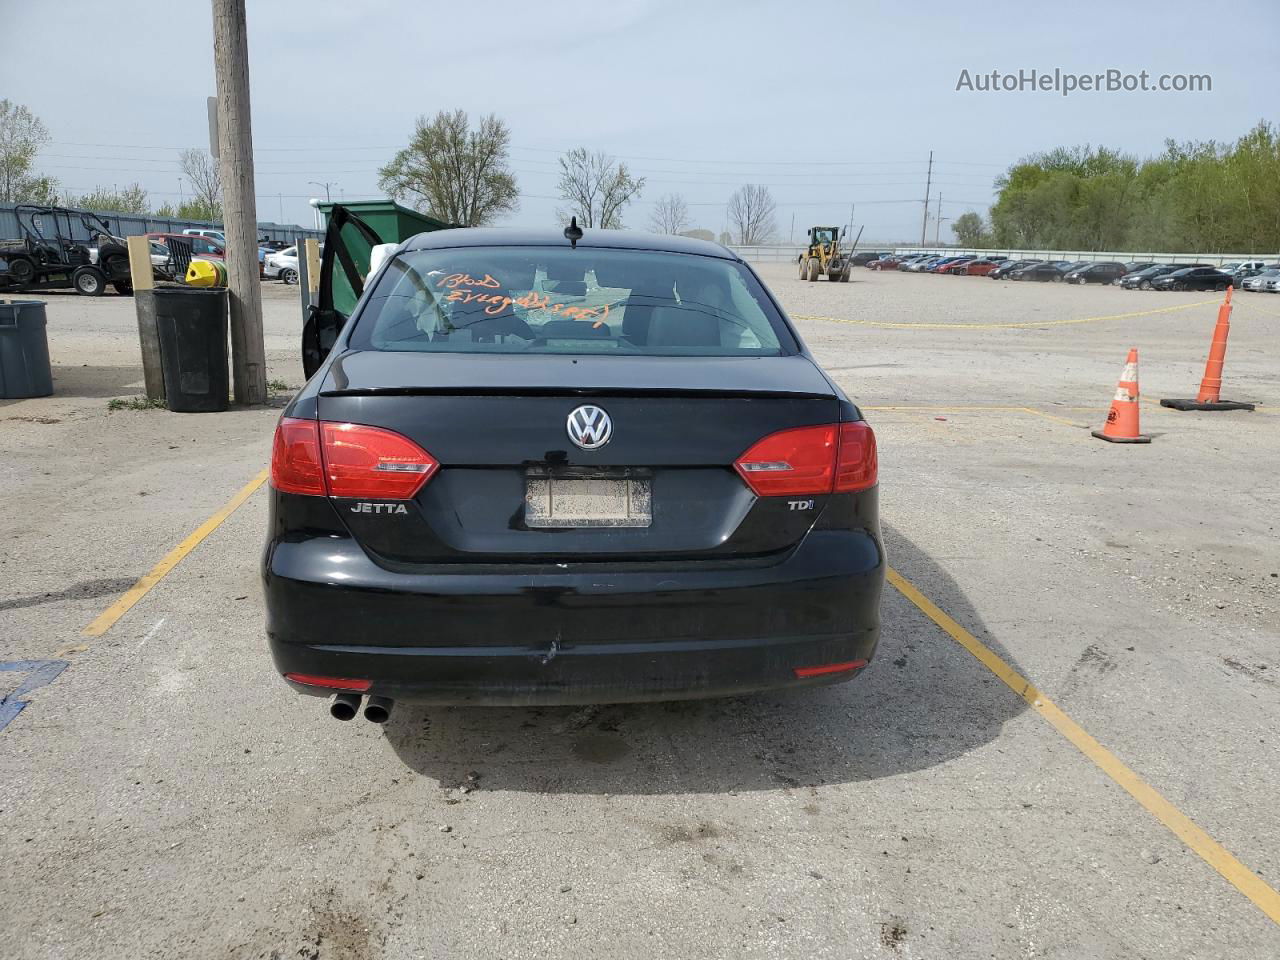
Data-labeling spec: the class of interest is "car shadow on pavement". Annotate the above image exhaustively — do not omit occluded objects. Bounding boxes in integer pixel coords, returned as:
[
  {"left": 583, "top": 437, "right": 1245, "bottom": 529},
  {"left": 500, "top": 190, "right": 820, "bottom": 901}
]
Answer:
[{"left": 384, "top": 522, "right": 1028, "bottom": 794}]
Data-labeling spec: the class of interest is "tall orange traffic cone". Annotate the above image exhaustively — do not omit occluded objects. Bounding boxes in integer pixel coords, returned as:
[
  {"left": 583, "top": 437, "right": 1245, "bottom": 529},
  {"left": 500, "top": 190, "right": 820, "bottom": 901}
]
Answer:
[
  {"left": 1160, "top": 287, "right": 1255, "bottom": 411},
  {"left": 1092, "top": 348, "right": 1151, "bottom": 444}
]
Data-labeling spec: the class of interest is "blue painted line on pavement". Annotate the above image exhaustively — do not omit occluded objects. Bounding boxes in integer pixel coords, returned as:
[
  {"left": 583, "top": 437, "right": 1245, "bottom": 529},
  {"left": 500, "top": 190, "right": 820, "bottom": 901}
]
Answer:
[{"left": 0, "top": 660, "right": 69, "bottom": 733}]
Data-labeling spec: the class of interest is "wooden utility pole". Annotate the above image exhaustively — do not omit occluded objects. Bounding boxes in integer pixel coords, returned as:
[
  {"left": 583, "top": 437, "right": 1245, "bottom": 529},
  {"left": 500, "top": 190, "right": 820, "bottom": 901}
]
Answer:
[{"left": 211, "top": 0, "right": 266, "bottom": 405}]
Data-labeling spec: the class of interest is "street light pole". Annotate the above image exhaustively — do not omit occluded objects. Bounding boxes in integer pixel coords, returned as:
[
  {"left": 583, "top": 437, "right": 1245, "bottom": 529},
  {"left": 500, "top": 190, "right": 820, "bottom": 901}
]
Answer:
[{"left": 308, "top": 181, "right": 336, "bottom": 203}]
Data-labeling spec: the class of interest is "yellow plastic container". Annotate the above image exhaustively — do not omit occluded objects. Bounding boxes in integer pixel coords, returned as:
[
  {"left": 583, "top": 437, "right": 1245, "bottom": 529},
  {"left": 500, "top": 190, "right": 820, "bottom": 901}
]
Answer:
[{"left": 185, "top": 259, "right": 227, "bottom": 288}]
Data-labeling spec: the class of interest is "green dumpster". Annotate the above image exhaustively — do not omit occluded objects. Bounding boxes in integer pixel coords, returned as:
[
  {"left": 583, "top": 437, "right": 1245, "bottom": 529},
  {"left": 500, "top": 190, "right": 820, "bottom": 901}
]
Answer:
[{"left": 315, "top": 199, "right": 456, "bottom": 322}]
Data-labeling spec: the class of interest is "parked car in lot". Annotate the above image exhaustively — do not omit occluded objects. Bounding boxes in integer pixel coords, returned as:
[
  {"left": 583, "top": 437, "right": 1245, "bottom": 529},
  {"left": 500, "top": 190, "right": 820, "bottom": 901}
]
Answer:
[
  {"left": 1151, "top": 266, "right": 1233, "bottom": 291},
  {"left": 851, "top": 251, "right": 892, "bottom": 267},
  {"left": 1064, "top": 262, "right": 1128, "bottom": 285},
  {"left": 903, "top": 257, "right": 941, "bottom": 272},
  {"left": 867, "top": 255, "right": 906, "bottom": 271},
  {"left": 925, "top": 256, "right": 968, "bottom": 273},
  {"left": 148, "top": 232, "right": 225, "bottom": 260},
  {"left": 1241, "top": 267, "right": 1280, "bottom": 292},
  {"left": 988, "top": 259, "right": 1042, "bottom": 279},
  {"left": 1119, "top": 265, "right": 1178, "bottom": 289},
  {"left": 1230, "top": 263, "right": 1280, "bottom": 288},
  {"left": 265, "top": 227, "right": 884, "bottom": 715},
  {"left": 1218, "top": 260, "right": 1268, "bottom": 275},
  {"left": 183, "top": 228, "right": 227, "bottom": 245},
  {"left": 264, "top": 245, "right": 300, "bottom": 283},
  {"left": 951, "top": 258, "right": 1003, "bottom": 276},
  {"left": 1009, "top": 262, "right": 1065, "bottom": 282}
]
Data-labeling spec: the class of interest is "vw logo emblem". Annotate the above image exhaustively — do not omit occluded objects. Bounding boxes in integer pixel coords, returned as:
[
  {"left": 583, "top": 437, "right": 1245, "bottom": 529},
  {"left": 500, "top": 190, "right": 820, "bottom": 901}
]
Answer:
[{"left": 567, "top": 405, "right": 612, "bottom": 450}]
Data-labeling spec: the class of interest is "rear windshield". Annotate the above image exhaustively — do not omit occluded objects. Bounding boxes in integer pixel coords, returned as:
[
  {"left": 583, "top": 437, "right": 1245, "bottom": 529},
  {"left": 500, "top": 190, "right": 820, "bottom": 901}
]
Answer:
[{"left": 347, "top": 246, "right": 793, "bottom": 356}]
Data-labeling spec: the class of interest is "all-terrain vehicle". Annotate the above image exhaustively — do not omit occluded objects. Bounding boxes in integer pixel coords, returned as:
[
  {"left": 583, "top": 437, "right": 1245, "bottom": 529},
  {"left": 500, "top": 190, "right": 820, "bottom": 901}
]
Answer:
[{"left": 0, "top": 205, "right": 133, "bottom": 296}]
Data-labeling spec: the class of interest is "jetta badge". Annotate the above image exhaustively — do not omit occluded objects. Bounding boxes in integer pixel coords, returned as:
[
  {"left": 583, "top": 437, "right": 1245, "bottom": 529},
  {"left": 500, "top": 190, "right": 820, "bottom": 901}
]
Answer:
[{"left": 567, "top": 405, "right": 612, "bottom": 450}]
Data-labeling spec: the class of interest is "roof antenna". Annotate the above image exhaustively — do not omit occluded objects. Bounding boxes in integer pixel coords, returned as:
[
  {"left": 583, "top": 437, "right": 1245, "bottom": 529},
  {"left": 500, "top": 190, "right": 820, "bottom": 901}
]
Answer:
[{"left": 564, "top": 216, "right": 583, "bottom": 249}]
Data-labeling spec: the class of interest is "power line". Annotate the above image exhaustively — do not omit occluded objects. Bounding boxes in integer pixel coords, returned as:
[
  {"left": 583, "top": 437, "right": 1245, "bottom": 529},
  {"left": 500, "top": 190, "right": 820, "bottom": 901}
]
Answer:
[{"left": 48, "top": 138, "right": 1012, "bottom": 168}]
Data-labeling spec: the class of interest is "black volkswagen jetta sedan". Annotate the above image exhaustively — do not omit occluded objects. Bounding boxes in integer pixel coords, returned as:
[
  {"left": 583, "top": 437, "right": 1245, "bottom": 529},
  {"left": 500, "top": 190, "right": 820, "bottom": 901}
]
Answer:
[{"left": 264, "top": 228, "right": 884, "bottom": 718}]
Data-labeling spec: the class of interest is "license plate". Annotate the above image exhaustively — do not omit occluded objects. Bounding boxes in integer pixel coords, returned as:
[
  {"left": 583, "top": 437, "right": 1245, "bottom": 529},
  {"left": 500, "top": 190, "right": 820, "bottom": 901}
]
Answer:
[{"left": 525, "top": 473, "right": 651, "bottom": 528}]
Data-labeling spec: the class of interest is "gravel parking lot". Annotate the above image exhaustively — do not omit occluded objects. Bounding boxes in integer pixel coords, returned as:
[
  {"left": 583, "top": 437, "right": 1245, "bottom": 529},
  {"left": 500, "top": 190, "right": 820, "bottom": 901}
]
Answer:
[{"left": 3, "top": 267, "right": 1278, "bottom": 958}]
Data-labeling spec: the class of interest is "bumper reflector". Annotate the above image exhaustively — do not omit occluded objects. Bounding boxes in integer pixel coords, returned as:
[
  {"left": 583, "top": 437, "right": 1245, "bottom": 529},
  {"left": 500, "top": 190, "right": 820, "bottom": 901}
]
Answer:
[
  {"left": 793, "top": 659, "right": 868, "bottom": 679},
  {"left": 284, "top": 673, "right": 372, "bottom": 692}
]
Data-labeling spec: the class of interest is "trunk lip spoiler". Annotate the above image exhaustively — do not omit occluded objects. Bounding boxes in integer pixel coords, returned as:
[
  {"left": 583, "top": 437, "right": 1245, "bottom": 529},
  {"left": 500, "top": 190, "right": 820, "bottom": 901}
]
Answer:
[{"left": 318, "top": 385, "right": 834, "bottom": 400}]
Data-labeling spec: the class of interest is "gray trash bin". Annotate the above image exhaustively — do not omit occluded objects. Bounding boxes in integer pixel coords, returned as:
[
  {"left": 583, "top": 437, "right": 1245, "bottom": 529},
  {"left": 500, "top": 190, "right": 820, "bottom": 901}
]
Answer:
[{"left": 0, "top": 299, "right": 54, "bottom": 399}]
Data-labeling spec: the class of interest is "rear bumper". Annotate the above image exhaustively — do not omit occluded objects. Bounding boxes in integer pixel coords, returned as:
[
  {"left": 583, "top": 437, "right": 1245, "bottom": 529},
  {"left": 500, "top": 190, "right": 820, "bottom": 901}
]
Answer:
[{"left": 263, "top": 528, "right": 884, "bottom": 706}]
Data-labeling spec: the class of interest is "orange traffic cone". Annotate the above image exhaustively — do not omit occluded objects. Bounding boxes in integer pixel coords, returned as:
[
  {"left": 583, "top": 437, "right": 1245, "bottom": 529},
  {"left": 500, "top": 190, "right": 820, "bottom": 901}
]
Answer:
[
  {"left": 1161, "top": 287, "right": 1256, "bottom": 411},
  {"left": 1092, "top": 348, "right": 1151, "bottom": 444}
]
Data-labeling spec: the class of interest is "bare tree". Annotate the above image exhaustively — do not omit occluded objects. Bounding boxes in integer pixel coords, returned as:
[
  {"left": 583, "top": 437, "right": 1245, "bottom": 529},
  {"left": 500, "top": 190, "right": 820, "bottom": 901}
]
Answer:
[
  {"left": 648, "top": 193, "right": 690, "bottom": 234},
  {"left": 179, "top": 148, "right": 222, "bottom": 220},
  {"left": 727, "top": 185, "right": 776, "bottom": 245},
  {"left": 378, "top": 110, "right": 518, "bottom": 226},
  {"left": 556, "top": 148, "right": 645, "bottom": 228},
  {"left": 0, "top": 99, "right": 56, "bottom": 203}
]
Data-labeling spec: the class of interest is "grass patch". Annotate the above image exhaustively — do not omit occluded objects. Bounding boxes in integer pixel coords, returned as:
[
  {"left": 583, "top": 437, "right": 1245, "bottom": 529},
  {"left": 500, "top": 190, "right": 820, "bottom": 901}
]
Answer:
[
  {"left": 268, "top": 379, "right": 294, "bottom": 393},
  {"left": 107, "top": 395, "right": 167, "bottom": 412}
]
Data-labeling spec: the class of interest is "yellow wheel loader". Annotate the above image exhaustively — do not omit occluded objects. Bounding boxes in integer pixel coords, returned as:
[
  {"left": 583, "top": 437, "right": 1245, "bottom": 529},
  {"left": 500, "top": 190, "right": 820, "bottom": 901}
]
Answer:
[{"left": 797, "top": 225, "right": 856, "bottom": 282}]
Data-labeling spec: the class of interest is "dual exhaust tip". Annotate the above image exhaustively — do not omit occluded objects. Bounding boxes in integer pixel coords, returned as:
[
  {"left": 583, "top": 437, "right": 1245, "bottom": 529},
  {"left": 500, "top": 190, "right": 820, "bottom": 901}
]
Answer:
[{"left": 331, "top": 693, "right": 393, "bottom": 724}]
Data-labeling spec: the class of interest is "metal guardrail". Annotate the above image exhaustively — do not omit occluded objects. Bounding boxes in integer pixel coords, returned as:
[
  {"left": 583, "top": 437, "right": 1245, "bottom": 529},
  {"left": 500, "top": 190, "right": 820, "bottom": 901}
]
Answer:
[
  {"left": 727, "top": 245, "right": 895, "bottom": 263},
  {"left": 726, "top": 244, "right": 1279, "bottom": 267},
  {"left": 886, "top": 246, "right": 1279, "bottom": 268}
]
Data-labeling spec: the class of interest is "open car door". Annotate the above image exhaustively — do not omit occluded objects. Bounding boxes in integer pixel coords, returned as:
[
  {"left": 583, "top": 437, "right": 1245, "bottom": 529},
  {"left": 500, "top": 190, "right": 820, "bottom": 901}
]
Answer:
[{"left": 302, "top": 204, "right": 385, "bottom": 379}]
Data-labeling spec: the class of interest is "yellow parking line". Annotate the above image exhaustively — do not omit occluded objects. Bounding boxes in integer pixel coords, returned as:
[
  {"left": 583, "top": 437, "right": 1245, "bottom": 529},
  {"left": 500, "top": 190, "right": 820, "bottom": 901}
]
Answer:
[
  {"left": 80, "top": 468, "right": 269, "bottom": 638},
  {"left": 794, "top": 298, "right": 1217, "bottom": 330},
  {"left": 886, "top": 566, "right": 1280, "bottom": 926},
  {"left": 1019, "top": 406, "right": 1086, "bottom": 428}
]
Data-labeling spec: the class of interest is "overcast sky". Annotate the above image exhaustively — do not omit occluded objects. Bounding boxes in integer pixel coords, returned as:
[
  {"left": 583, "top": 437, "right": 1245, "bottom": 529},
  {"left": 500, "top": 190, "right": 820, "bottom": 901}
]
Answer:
[{"left": 5, "top": 0, "right": 1278, "bottom": 242}]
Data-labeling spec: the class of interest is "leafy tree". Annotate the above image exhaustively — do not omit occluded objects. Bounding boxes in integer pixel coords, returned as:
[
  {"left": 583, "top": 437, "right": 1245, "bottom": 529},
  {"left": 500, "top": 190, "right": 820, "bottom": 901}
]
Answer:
[
  {"left": 379, "top": 110, "right": 518, "bottom": 226},
  {"left": 648, "top": 193, "right": 690, "bottom": 234},
  {"left": 727, "top": 185, "right": 776, "bottom": 244},
  {"left": 174, "top": 199, "right": 221, "bottom": 222},
  {"left": 951, "top": 211, "right": 989, "bottom": 247},
  {"left": 0, "top": 99, "right": 57, "bottom": 203},
  {"left": 67, "top": 183, "right": 149, "bottom": 214},
  {"left": 988, "top": 123, "right": 1280, "bottom": 253},
  {"left": 179, "top": 148, "right": 222, "bottom": 221},
  {"left": 556, "top": 148, "right": 644, "bottom": 228}
]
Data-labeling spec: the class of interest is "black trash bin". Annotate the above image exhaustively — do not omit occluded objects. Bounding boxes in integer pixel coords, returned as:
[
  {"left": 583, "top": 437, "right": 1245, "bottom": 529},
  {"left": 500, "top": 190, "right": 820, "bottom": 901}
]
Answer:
[
  {"left": 153, "top": 287, "right": 229, "bottom": 413},
  {"left": 0, "top": 299, "right": 54, "bottom": 399}
]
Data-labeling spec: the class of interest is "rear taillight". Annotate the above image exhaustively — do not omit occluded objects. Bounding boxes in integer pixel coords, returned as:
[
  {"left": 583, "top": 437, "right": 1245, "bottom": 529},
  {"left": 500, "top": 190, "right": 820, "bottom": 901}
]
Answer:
[
  {"left": 270, "top": 417, "right": 325, "bottom": 495},
  {"left": 269, "top": 418, "right": 437, "bottom": 499},
  {"left": 834, "top": 421, "right": 877, "bottom": 493},
  {"left": 734, "top": 424, "right": 837, "bottom": 496},
  {"left": 321, "top": 422, "right": 437, "bottom": 499},
  {"left": 734, "top": 421, "right": 877, "bottom": 497}
]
